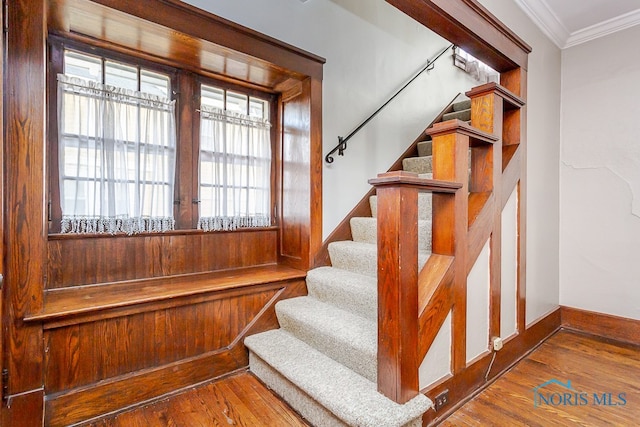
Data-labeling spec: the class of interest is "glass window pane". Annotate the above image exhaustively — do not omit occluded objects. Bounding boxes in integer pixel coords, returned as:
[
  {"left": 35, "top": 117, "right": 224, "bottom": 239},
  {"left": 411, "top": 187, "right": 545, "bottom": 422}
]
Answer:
[
  {"left": 249, "top": 98, "right": 268, "bottom": 120},
  {"left": 226, "top": 91, "right": 248, "bottom": 114},
  {"left": 105, "top": 61, "right": 138, "bottom": 91},
  {"left": 141, "top": 69, "right": 170, "bottom": 98},
  {"left": 64, "top": 50, "right": 102, "bottom": 83},
  {"left": 201, "top": 85, "right": 224, "bottom": 109}
]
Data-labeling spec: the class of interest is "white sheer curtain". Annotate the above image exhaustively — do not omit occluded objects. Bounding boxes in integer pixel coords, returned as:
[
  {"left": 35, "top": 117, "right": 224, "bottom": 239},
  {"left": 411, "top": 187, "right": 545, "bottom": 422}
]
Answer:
[
  {"left": 198, "top": 106, "right": 271, "bottom": 231},
  {"left": 58, "top": 74, "right": 176, "bottom": 234}
]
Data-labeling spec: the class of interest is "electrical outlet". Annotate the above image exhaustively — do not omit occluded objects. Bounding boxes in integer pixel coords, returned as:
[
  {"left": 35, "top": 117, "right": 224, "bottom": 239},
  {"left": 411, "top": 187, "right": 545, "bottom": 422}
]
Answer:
[
  {"left": 434, "top": 389, "right": 449, "bottom": 411},
  {"left": 492, "top": 336, "right": 504, "bottom": 351}
]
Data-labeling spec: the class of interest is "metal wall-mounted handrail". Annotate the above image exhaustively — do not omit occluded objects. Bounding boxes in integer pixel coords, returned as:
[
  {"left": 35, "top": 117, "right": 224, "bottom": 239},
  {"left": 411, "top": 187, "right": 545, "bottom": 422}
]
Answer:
[{"left": 325, "top": 44, "right": 454, "bottom": 164}]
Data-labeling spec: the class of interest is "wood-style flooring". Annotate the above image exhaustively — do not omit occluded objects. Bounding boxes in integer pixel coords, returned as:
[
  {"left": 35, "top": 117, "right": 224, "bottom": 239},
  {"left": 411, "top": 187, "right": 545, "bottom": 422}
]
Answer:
[
  {"left": 441, "top": 330, "right": 640, "bottom": 426},
  {"left": 86, "top": 372, "right": 309, "bottom": 427},
  {"left": 87, "top": 329, "right": 640, "bottom": 426}
]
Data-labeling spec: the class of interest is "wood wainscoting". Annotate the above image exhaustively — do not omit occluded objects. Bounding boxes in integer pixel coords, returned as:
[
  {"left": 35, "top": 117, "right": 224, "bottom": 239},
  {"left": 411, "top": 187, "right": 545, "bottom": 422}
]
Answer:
[{"left": 39, "top": 272, "right": 306, "bottom": 426}]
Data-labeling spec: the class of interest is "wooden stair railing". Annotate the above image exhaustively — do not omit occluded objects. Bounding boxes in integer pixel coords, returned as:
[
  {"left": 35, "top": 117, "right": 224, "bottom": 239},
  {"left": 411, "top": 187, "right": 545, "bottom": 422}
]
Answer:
[
  {"left": 370, "top": 172, "right": 461, "bottom": 403},
  {"left": 370, "top": 82, "right": 523, "bottom": 404}
]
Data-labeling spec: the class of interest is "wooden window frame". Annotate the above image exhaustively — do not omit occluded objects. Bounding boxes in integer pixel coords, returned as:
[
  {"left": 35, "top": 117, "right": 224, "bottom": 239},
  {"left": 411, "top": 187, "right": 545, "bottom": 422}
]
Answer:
[{"left": 47, "top": 36, "right": 279, "bottom": 235}]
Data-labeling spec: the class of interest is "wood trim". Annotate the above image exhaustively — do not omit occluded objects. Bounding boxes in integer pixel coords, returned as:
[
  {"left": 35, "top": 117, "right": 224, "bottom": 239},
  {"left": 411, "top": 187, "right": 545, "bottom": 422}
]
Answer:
[
  {"left": 25, "top": 266, "right": 306, "bottom": 327},
  {"left": 49, "top": 0, "right": 325, "bottom": 82},
  {"left": 45, "top": 346, "right": 247, "bottom": 427},
  {"left": 561, "top": 306, "right": 640, "bottom": 346},
  {"left": 426, "top": 119, "right": 498, "bottom": 143},
  {"left": 386, "top": 0, "right": 531, "bottom": 72},
  {"left": 423, "top": 308, "right": 561, "bottom": 425},
  {"left": 466, "top": 82, "right": 525, "bottom": 109},
  {"left": 369, "top": 171, "right": 462, "bottom": 193},
  {"left": 4, "top": 0, "right": 47, "bottom": 404}
]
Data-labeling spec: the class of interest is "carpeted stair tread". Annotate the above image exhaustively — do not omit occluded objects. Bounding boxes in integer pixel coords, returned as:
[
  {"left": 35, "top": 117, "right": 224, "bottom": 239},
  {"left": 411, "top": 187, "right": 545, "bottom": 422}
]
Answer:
[
  {"left": 442, "top": 108, "right": 471, "bottom": 122},
  {"left": 452, "top": 99, "right": 471, "bottom": 111},
  {"left": 417, "top": 140, "right": 432, "bottom": 157},
  {"left": 246, "top": 329, "right": 431, "bottom": 427},
  {"left": 370, "top": 192, "right": 432, "bottom": 220},
  {"left": 275, "top": 296, "right": 377, "bottom": 382},
  {"left": 328, "top": 240, "right": 431, "bottom": 278},
  {"left": 402, "top": 156, "right": 432, "bottom": 174},
  {"left": 350, "top": 217, "right": 432, "bottom": 252},
  {"left": 306, "top": 266, "right": 377, "bottom": 321}
]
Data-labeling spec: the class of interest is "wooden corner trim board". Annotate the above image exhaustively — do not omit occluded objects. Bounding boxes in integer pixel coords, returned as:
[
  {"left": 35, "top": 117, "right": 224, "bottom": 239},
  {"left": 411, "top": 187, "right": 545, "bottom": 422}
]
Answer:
[{"left": 560, "top": 306, "right": 640, "bottom": 346}]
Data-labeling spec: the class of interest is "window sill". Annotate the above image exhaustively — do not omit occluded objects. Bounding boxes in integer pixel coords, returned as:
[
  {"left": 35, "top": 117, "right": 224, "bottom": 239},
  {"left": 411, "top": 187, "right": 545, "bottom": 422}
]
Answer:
[{"left": 25, "top": 263, "right": 305, "bottom": 329}]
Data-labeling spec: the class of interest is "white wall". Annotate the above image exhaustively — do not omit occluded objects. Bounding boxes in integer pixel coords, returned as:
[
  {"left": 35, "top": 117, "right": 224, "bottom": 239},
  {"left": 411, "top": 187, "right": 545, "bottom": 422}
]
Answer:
[
  {"left": 560, "top": 25, "right": 640, "bottom": 320},
  {"left": 478, "top": 0, "right": 562, "bottom": 324},
  {"left": 183, "top": 0, "right": 479, "bottom": 238},
  {"left": 501, "top": 188, "right": 519, "bottom": 338},
  {"left": 185, "top": 0, "right": 562, "bottom": 323},
  {"left": 466, "top": 241, "right": 490, "bottom": 362}
]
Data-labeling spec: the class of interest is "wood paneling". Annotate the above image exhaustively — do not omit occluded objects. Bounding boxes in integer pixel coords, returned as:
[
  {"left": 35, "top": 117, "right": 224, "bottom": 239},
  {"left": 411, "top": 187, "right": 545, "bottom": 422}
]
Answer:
[
  {"left": 561, "top": 306, "right": 640, "bottom": 346},
  {"left": 44, "top": 279, "right": 306, "bottom": 426},
  {"left": 4, "top": 3, "right": 47, "bottom": 423},
  {"left": 45, "top": 291, "right": 275, "bottom": 393},
  {"left": 47, "top": 229, "right": 279, "bottom": 288},
  {"left": 279, "top": 77, "right": 322, "bottom": 270}
]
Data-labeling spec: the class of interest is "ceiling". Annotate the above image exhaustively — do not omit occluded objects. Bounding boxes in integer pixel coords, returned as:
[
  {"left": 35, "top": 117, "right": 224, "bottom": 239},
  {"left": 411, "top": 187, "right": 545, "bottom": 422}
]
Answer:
[{"left": 515, "top": 0, "right": 640, "bottom": 48}]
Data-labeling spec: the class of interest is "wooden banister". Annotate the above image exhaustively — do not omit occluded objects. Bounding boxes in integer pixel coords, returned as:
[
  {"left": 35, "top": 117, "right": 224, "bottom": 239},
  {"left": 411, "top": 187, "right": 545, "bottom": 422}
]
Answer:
[{"left": 369, "top": 82, "right": 524, "bottom": 406}]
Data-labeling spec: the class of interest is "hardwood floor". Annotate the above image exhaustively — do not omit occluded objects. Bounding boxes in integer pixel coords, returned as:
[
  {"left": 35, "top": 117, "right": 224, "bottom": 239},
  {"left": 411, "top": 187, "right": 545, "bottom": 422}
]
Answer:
[
  {"left": 85, "top": 372, "right": 309, "bottom": 427},
  {"left": 440, "top": 329, "right": 640, "bottom": 426},
  {"left": 86, "top": 330, "right": 639, "bottom": 427}
]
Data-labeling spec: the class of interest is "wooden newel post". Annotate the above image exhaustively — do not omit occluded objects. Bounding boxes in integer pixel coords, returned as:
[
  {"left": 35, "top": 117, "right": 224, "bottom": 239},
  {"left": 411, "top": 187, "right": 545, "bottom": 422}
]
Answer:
[
  {"left": 369, "top": 171, "right": 462, "bottom": 404},
  {"left": 371, "top": 171, "right": 420, "bottom": 404}
]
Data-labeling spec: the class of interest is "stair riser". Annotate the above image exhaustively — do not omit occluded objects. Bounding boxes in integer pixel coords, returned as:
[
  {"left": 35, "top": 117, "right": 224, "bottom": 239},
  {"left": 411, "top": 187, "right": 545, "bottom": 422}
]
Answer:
[
  {"left": 350, "top": 217, "right": 432, "bottom": 252},
  {"left": 370, "top": 193, "right": 432, "bottom": 220},
  {"left": 306, "top": 269, "right": 377, "bottom": 321},
  {"left": 402, "top": 156, "right": 432, "bottom": 174},
  {"left": 276, "top": 301, "right": 377, "bottom": 382},
  {"left": 329, "top": 243, "right": 378, "bottom": 278},
  {"left": 250, "top": 353, "right": 348, "bottom": 427}
]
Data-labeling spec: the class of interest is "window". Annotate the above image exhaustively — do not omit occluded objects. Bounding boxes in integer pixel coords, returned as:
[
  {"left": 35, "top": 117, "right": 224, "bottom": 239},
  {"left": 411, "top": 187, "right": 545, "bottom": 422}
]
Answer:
[
  {"left": 198, "top": 84, "right": 272, "bottom": 231},
  {"left": 453, "top": 46, "right": 499, "bottom": 84},
  {"left": 57, "top": 49, "right": 177, "bottom": 234},
  {"left": 49, "top": 39, "right": 276, "bottom": 235}
]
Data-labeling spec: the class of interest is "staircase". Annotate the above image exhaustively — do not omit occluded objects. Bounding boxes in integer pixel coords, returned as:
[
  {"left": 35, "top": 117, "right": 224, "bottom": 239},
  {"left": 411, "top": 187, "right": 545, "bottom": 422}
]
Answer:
[{"left": 245, "top": 99, "right": 473, "bottom": 427}]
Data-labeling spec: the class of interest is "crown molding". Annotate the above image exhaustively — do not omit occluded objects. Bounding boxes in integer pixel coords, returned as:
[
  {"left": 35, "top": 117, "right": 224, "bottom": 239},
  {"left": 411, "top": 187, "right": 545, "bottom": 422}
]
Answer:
[
  {"left": 514, "top": 0, "right": 568, "bottom": 49},
  {"left": 565, "top": 8, "right": 640, "bottom": 48},
  {"left": 516, "top": 0, "right": 640, "bottom": 49}
]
